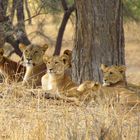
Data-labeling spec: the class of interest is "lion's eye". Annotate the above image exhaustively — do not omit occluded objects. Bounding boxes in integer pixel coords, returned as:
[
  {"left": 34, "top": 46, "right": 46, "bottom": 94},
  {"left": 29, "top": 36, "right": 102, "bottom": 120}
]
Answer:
[
  {"left": 110, "top": 72, "right": 113, "bottom": 75},
  {"left": 47, "top": 61, "right": 50, "bottom": 64},
  {"left": 55, "top": 62, "right": 58, "bottom": 64}
]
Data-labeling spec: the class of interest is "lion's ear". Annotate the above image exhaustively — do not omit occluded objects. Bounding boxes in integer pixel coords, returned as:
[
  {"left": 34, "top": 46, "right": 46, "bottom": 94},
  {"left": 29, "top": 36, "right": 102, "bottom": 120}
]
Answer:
[
  {"left": 42, "top": 44, "right": 49, "bottom": 52},
  {"left": 19, "top": 43, "right": 26, "bottom": 52},
  {"left": 61, "top": 54, "right": 68, "bottom": 65},
  {"left": 0, "top": 48, "right": 4, "bottom": 55},
  {"left": 118, "top": 65, "right": 126, "bottom": 73},
  {"left": 63, "top": 49, "right": 72, "bottom": 57},
  {"left": 43, "top": 54, "right": 50, "bottom": 63},
  {"left": 100, "top": 64, "right": 108, "bottom": 72}
]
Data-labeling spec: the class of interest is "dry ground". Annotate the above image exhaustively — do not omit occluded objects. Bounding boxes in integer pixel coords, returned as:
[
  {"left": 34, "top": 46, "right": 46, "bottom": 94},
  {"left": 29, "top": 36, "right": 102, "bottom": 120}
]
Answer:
[{"left": 1, "top": 15, "right": 140, "bottom": 140}]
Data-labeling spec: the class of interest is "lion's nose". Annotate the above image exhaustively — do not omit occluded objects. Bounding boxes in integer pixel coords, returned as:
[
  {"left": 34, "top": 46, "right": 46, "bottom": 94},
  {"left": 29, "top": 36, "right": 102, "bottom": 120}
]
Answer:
[
  {"left": 49, "top": 68, "right": 53, "bottom": 72},
  {"left": 103, "top": 79, "right": 107, "bottom": 83},
  {"left": 27, "top": 58, "right": 32, "bottom": 61}
]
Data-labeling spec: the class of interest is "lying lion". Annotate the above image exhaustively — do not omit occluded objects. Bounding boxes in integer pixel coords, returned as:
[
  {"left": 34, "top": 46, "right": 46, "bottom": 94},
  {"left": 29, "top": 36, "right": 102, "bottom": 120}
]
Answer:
[
  {"left": 100, "top": 64, "right": 140, "bottom": 106},
  {"left": 0, "top": 47, "right": 25, "bottom": 83}
]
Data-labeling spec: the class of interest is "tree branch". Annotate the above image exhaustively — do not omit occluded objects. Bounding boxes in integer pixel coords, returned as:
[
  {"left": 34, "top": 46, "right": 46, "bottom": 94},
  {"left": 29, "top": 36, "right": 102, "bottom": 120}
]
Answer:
[
  {"left": 54, "top": 3, "right": 75, "bottom": 55},
  {"left": 61, "top": 0, "right": 68, "bottom": 11}
]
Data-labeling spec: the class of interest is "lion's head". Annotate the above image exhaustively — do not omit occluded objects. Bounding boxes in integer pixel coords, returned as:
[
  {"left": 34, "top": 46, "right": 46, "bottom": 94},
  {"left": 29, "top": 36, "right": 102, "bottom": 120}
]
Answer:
[
  {"left": 0, "top": 48, "right": 4, "bottom": 62},
  {"left": 19, "top": 43, "right": 48, "bottom": 67},
  {"left": 43, "top": 51, "right": 70, "bottom": 75},
  {"left": 101, "top": 64, "right": 126, "bottom": 86}
]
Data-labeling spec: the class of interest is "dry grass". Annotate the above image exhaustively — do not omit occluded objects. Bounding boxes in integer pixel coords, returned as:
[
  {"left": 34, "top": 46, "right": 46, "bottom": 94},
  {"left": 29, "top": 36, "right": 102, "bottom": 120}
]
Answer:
[
  {"left": 1, "top": 16, "right": 140, "bottom": 140},
  {"left": 0, "top": 82, "right": 139, "bottom": 140}
]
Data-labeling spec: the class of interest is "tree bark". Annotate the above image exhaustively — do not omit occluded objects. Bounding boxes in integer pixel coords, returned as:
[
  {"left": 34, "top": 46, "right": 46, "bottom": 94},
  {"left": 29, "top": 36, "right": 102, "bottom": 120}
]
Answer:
[
  {"left": 15, "top": 0, "right": 30, "bottom": 45},
  {"left": 72, "top": 0, "right": 125, "bottom": 84},
  {"left": 0, "top": 0, "right": 8, "bottom": 47}
]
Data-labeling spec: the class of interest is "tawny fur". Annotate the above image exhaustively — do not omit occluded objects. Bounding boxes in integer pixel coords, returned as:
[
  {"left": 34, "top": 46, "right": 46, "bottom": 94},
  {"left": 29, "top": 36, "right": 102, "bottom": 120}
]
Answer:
[
  {"left": 19, "top": 43, "right": 48, "bottom": 87},
  {"left": 100, "top": 64, "right": 140, "bottom": 105},
  {"left": 41, "top": 53, "right": 77, "bottom": 98},
  {"left": 0, "top": 48, "right": 25, "bottom": 83}
]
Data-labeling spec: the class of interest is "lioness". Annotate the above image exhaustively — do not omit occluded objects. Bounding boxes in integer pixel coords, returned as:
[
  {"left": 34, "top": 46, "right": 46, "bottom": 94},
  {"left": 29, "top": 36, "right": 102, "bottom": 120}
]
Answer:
[
  {"left": 0, "top": 47, "right": 25, "bottom": 83},
  {"left": 19, "top": 43, "right": 48, "bottom": 87},
  {"left": 41, "top": 52, "right": 77, "bottom": 98}
]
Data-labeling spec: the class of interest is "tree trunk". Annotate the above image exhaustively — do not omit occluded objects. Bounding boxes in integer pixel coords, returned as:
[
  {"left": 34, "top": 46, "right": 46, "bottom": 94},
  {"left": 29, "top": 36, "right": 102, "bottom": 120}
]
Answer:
[
  {"left": 72, "top": 0, "right": 125, "bottom": 84},
  {"left": 15, "top": 0, "right": 30, "bottom": 45},
  {"left": 0, "top": 0, "right": 7, "bottom": 47}
]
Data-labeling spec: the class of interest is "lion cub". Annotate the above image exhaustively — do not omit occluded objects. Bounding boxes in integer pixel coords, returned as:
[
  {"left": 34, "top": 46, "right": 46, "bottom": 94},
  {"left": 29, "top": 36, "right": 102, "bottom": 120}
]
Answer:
[
  {"left": 100, "top": 64, "right": 140, "bottom": 105},
  {"left": 19, "top": 43, "right": 48, "bottom": 87},
  {"left": 0, "top": 47, "right": 25, "bottom": 83},
  {"left": 41, "top": 51, "right": 77, "bottom": 99}
]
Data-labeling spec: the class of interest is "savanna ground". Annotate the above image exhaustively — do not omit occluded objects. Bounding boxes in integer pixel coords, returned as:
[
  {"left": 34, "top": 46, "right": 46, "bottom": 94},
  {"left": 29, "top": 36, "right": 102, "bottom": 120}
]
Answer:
[{"left": 0, "top": 15, "right": 140, "bottom": 140}]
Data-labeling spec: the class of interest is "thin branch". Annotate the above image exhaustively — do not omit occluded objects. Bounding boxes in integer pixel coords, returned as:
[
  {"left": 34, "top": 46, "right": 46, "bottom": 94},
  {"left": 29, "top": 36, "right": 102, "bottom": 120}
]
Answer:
[
  {"left": 25, "top": 0, "right": 32, "bottom": 24},
  {"left": 24, "top": 12, "right": 48, "bottom": 22},
  {"left": 24, "top": 1, "right": 47, "bottom": 22}
]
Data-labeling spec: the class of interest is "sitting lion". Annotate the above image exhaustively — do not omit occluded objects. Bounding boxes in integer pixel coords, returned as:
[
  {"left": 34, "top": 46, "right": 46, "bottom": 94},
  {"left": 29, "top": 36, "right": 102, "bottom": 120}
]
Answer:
[
  {"left": 19, "top": 43, "right": 48, "bottom": 87},
  {"left": 42, "top": 51, "right": 100, "bottom": 103},
  {"left": 0, "top": 47, "right": 25, "bottom": 83},
  {"left": 41, "top": 51, "right": 77, "bottom": 99}
]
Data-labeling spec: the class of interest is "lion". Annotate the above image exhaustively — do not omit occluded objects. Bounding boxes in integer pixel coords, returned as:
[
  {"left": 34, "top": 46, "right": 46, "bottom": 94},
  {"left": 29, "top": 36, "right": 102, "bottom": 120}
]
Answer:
[
  {"left": 100, "top": 64, "right": 140, "bottom": 92},
  {"left": 41, "top": 53, "right": 100, "bottom": 103},
  {"left": 0, "top": 47, "right": 25, "bottom": 83},
  {"left": 41, "top": 52, "right": 100, "bottom": 103},
  {"left": 64, "top": 63, "right": 140, "bottom": 105},
  {"left": 41, "top": 51, "right": 77, "bottom": 99},
  {"left": 19, "top": 43, "right": 48, "bottom": 87},
  {"left": 100, "top": 64, "right": 140, "bottom": 105},
  {"left": 100, "top": 64, "right": 126, "bottom": 87}
]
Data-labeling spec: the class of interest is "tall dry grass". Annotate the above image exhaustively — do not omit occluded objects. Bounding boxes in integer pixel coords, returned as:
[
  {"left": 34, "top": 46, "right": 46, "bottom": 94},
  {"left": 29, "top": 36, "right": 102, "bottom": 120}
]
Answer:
[{"left": 0, "top": 82, "right": 139, "bottom": 140}]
